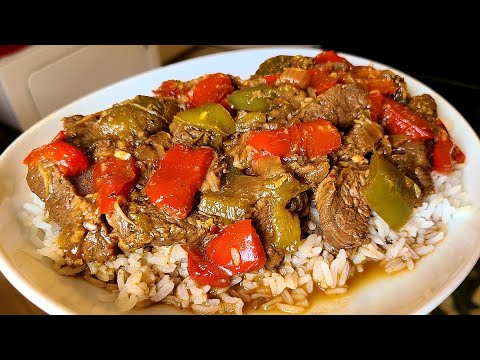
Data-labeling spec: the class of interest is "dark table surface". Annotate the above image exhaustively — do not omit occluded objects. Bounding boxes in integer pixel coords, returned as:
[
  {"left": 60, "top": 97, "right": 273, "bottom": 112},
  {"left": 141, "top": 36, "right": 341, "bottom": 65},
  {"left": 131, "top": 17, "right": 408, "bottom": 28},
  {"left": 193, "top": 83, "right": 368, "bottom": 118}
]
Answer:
[{"left": 1, "top": 45, "right": 479, "bottom": 314}]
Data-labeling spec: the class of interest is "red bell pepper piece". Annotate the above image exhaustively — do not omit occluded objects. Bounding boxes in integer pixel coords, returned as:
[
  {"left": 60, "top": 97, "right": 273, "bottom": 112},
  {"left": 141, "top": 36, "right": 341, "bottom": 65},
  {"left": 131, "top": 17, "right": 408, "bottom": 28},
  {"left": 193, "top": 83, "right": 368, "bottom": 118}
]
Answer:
[
  {"left": 188, "top": 73, "right": 234, "bottom": 109},
  {"left": 23, "top": 141, "right": 89, "bottom": 177},
  {"left": 93, "top": 156, "right": 139, "bottom": 214},
  {"left": 298, "top": 119, "right": 342, "bottom": 158},
  {"left": 51, "top": 130, "right": 67, "bottom": 142},
  {"left": 247, "top": 128, "right": 293, "bottom": 160},
  {"left": 313, "top": 50, "right": 350, "bottom": 65},
  {"left": 247, "top": 119, "right": 341, "bottom": 160},
  {"left": 145, "top": 144, "right": 214, "bottom": 220},
  {"left": 153, "top": 80, "right": 186, "bottom": 99},
  {"left": 183, "top": 246, "right": 230, "bottom": 288},
  {"left": 263, "top": 74, "right": 281, "bottom": 86},
  {"left": 205, "top": 219, "right": 266, "bottom": 276},
  {"left": 365, "top": 78, "right": 397, "bottom": 95},
  {"left": 432, "top": 119, "right": 466, "bottom": 174},
  {"left": 368, "top": 92, "right": 384, "bottom": 122},
  {"left": 349, "top": 67, "right": 397, "bottom": 95},
  {"left": 382, "top": 98, "right": 434, "bottom": 140},
  {"left": 308, "top": 68, "right": 338, "bottom": 95}
]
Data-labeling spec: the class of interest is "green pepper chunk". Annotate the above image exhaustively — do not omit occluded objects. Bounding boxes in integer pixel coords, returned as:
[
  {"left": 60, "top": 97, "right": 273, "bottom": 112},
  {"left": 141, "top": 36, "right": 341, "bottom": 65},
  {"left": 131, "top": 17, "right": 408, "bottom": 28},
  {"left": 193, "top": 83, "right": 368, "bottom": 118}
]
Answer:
[
  {"left": 271, "top": 204, "right": 302, "bottom": 252},
  {"left": 227, "top": 86, "right": 277, "bottom": 112},
  {"left": 173, "top": 103, "right": 235, "bottom": 136},
  {"left": 255, "top": 55, "right": 294, "bottom": 76},
  {"left": 97, "top": 104, "right": 162, "bottom": 139},
  {"left": 255, "top": 55, "right": 313, "bottom": 76},
  {"left": 199, "top": 173, "right": 308, "bottom": 252},
  {"left": 132, "top": 95, "right": 179, "bottom": 122},
  {"left": 198, "top": 192, "right": 252, "bottom": 221},
  {"left": 261, "top": 173, "right": 309, "bottom": 203},
  {"left": 227, "top": 174, "right": 307, "bottom": 252},
  {"left": 363, "top": 153, "right": 418, "bottom": 231},
  {"left": 235, "top": 111, "right": 267, "bottom": 132},
  {"left": 264, "top": 174, "right": 308, "bottom": 252}
]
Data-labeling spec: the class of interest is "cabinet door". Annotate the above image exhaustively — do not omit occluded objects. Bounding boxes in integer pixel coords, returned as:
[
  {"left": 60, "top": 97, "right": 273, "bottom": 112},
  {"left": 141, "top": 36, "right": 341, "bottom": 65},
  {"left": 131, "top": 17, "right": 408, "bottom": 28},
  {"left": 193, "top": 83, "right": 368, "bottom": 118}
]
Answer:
[{"left": 29, "top": 45, "right": 160, "bottom": 119}]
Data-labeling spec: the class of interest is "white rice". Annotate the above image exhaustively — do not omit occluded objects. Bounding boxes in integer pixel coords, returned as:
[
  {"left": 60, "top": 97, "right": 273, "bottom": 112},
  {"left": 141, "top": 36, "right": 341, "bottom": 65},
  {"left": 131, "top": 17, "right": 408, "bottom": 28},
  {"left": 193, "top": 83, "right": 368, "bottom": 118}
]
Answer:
[{"left": 21, "top": 166, "right": 469, "bottom": 314}]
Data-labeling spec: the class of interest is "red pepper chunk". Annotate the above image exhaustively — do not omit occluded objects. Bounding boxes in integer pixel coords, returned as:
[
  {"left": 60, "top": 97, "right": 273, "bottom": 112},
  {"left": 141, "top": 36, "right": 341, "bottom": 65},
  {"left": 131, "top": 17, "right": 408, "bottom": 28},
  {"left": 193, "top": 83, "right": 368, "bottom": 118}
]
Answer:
[
  {"left": 183, "top": 246, "right": 230, "bottom": 288},
  {"left": 432, "top": 119, "right": 466, "bottom": 174},
  {"left": 349, "top": 67, "right": 397, "bottom": 95},
  {"left": 263, "top": 74, "right": 281, "bottom": 86},
  {"left": 23, "top": 141, "right": 89, "bottom": 177},
  {"left": 145, "top": 144, "right": 214, "bottom": 220},
  {"left": 93, "top": 156, "right": 139, "bottom": 214},
  {"left": 308, "top": 68, "right": 338, "bottom": 95},
  {"left": 247, "top": 128, "right": 293, "bottom": 160},
  {"left": 365, "top": 78, "right": 397, "bottom": 95},
  {"left": 382, "top": 98, "right": 434, "bottom": 140},
  {"left": 205, "top": 219, "right": 266, "bottom": 276},
  {"left": 247, "top": 119, "right": 341, "bottom": 161},
  {"left": 188, "top": 73, "right": 234, "bottom": 109},
  {"left": 313, "top": 50, "right": 351, "bottom": 65},
  {"left": 51, "top": 130, "right": 67, "bottom": 142},
  {"left": 299, "top": 120, "right": 342, "bottom": 158},
  {"left": 153, "top": 80, "right": 186, "bottom": 99},
  {"left": 368, "top": 92, "right": 384, "bottom": 122}
]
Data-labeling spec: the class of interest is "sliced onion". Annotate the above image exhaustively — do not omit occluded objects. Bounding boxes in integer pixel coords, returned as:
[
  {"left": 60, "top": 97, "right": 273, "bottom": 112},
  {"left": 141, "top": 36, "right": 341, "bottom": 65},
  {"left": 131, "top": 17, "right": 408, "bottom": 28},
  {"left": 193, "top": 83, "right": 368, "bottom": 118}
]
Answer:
[{"left": 279, "top": 68, "right": 311, "bottom": 89}]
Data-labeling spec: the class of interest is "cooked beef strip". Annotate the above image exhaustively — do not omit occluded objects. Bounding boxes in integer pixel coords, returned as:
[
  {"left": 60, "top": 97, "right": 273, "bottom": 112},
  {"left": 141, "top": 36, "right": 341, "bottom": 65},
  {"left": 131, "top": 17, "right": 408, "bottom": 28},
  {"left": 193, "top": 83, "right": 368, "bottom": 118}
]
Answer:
[
  {"left": 284, "top": 155, "right": 330, "bottom": 188},
  {"left": 344, "top": 118, "right": 384, "bottom": 155},
  {"left": 408, "top": 94, "right": 437, "bottom": 121},
  {"left": 332, "top": 116, "right": 384, "bottom": 163},
  {"left": 106, "top": 201, "right": 221, "bottom": 252},
  {"left": 315, "top": 166, "right": 370, "bottom": 250},
  {"left": 223, "top": 131, "right": 253, "bottom": 171},
  {"left": 70, "top": 165, "right": 95, "bottom": 197},
  {"left": 169, "top": 121, "right": 223, "bottom": 150},
  {"left": 64, "top": 98, "right": 179, "bottom": 155},
  {"left": 63, "top": 114, "right": 101, "bottom": 156},
  {"left": 26, "top": 162, "right": 116, "bottom": 265},
  {"left": 286, "top": 192, "right": 310, "bottom": 218},
  {"left": 264, "top": 84, "right": 307, "bottom": 129},
  {"left": 379, "top": 134, "right": 434, "bottom": 195},
  {"left": 295, "top": 84, "right": 369, "bottom": 128},
  {"left": 133, "top": 131, "right": 173, "bottom": 188},
  {"left": 253, "top": 198, "right": 285, "bottom": 269}
]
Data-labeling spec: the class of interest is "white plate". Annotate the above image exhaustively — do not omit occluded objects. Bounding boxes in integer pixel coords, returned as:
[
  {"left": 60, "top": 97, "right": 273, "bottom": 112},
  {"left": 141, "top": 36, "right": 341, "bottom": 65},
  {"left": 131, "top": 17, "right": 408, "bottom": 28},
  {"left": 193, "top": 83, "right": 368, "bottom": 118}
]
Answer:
[{"left": 0, "top": 47, "right": 479, "bottom": 315}]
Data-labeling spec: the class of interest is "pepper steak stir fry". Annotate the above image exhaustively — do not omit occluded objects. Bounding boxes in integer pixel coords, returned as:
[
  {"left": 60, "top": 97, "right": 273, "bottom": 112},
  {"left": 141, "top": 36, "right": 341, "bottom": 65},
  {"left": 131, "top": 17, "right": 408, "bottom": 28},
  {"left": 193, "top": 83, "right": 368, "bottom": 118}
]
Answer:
[{"left": 23, "top": 51, "right": 465, "bottom": 287}]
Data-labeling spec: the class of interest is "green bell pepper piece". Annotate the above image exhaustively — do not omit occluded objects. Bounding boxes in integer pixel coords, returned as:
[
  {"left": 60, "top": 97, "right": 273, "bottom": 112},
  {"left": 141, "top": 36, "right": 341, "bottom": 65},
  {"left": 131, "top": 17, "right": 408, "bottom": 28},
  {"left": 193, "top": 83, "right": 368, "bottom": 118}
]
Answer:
[
  {"left": 198, "top": 192, "right": 252, "bottom": 221},
  {"left": 235, "top": 111, "right": 267, "bottom": 132},
  {"left": 227, "top": 86, "right": 277, "bottom": 112},
  {"left": 271, "top": 204, "right": 302, "bottom": 252},
  {"left": 363, "top": 153, "right": 417, "bottom": 231},
  {"left": 173, "top": 103, "right": 235, "bottom": 136},
  {"left": 255, "top": 55, "right": 294, "bottom": 76}
]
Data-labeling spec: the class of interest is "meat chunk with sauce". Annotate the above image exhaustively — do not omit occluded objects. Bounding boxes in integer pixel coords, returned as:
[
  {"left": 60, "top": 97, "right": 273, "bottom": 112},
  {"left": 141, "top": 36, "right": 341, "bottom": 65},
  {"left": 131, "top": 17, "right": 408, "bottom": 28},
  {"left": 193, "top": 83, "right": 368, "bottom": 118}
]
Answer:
[
  {"left": 63, "top": 97, "right": 179, "bottom": 155},
  {"left": 379, "top": 134, "right": 434, "bottom": 195},
  {"left": 296, "top": 84, "right": 369, "bottom": 128},
  {"left": 106, "top": 201, "right": 220, "bottom": 252},
  {"left": 332, "top": 116, "right": 384, "bottom": 163},
  {"left": 26, "top": 162, "right": 117, "bottom": 265},
  {"left": 284, "top": 155, "right": 330, "bottom": 188},
  {"left": 314, "top": 166, "right": 370, "bottom": 250},
  {"left": 408, "top": 94, "right": 437, "bottom": 122},
  {"left": 253, "top": 199, "right": 285, "bottom": 269}
]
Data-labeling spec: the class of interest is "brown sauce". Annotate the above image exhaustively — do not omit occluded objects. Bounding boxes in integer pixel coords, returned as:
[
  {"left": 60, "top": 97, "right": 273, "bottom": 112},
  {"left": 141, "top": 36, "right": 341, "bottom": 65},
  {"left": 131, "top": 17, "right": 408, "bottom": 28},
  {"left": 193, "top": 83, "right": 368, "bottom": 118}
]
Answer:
[{"left": 247, "top": 261, "right": 399, "bottom": 315}]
